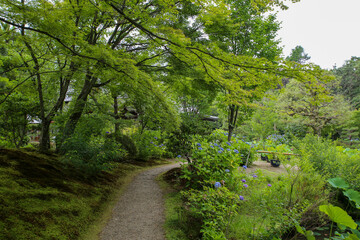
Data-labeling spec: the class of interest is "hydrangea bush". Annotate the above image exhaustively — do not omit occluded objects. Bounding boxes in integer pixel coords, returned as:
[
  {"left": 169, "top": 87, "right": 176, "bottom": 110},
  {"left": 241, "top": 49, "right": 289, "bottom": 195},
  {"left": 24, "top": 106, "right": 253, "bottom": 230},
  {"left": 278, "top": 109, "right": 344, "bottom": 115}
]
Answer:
[
  {"left": 181, "top": 130, "right": 258, "bottom": 187},
  {"left": 180, "top": 131, "right": 333, "bottom": 239}
]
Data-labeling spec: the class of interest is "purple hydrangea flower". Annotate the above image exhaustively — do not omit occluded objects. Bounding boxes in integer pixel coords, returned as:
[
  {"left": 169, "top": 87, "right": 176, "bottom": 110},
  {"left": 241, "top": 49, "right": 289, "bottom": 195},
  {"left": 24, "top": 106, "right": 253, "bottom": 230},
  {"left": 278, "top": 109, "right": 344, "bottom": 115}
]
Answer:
[
  {"left": 243, "top": 184, "right": 248, "bottom": 188},
  {"left": 214, "top": 182, "right": 221, "bottom": 189},
  {"left": 268, "top": 184, "right": 272, "bottom": 187},
  {"left": 241, "top": 179, "right": 246, "bottom": 182},
  {"left": 239, "top": 195, "right": 244, "bottom": 201},
  {"left": 253, "top": 175, "right": 258, "bottom": 178}
]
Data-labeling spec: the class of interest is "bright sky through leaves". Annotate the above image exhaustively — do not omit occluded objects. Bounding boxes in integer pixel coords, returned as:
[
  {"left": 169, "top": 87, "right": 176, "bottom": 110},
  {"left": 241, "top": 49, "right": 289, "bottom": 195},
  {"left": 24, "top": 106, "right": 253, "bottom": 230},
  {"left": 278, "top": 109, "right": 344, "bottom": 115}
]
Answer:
[{"left": 276, "top": 0, "right": 360, "bottom": 69}]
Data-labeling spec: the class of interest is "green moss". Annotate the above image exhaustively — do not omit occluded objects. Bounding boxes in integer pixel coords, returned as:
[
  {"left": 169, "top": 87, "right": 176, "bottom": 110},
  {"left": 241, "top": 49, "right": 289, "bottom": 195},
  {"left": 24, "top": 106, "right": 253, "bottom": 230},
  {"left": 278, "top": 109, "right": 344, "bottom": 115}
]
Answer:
[{"left": 0, "top": 148, "right": 160, "bottom": 240}]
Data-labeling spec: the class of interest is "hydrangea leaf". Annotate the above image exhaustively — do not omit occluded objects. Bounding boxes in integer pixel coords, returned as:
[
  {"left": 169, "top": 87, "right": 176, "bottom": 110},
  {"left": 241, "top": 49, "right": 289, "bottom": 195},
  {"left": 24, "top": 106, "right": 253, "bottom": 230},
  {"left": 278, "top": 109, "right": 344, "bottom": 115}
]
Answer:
[
  {"left": 319, "top": 204, "right": 357, "bottom": 229},
  {"left": 328, "top": 177, "right": 350, "bottom": 190}
]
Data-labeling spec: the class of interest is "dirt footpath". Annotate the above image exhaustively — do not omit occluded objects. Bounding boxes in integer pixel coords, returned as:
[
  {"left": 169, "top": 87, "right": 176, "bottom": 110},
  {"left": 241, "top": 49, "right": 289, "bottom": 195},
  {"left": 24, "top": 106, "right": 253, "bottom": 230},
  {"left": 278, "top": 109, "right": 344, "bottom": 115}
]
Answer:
[
  {"left": 248, "top": 160, "right": 288, "bottom": 174},
  {"left": 100, "top": 162, "right": 181, "bottom": 240}
]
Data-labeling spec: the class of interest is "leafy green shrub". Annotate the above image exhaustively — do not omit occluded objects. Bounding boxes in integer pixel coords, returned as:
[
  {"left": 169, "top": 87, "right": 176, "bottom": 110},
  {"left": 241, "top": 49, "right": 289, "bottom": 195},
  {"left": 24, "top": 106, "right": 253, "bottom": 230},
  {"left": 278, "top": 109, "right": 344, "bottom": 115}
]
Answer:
[
  {"left": 61, "top": 135, "right": 125, "bottom": 176},
  {"left": 132, "top": 130, "right": 167, "bottom": 161},
  {"left": 165, "top": 113, "right": 219, "bottom": 158},
  {"left": 183, "top": 185, "right": 240, "bottom": 240},
  {"left": 113, "top": 133, "right": 138, "bottom": 157},
  {"left": 293, "top": 134, "right": 360, "bottom": 191}
]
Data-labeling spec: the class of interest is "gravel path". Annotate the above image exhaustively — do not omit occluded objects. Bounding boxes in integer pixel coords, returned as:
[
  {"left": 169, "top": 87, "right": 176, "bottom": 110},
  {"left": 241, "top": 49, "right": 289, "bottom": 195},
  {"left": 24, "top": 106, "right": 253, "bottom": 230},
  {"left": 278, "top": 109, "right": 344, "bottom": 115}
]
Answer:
[{"left": 100, "top": 162, "right": 181, "bottom": 240}]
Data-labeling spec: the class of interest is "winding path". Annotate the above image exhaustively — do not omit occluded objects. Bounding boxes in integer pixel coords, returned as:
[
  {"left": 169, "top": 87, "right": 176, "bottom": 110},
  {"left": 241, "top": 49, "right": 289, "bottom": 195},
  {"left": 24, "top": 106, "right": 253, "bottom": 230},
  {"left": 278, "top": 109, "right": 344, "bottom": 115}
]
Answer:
[{"left": 100, "top": 162, "right": 181, "bottom": 240}]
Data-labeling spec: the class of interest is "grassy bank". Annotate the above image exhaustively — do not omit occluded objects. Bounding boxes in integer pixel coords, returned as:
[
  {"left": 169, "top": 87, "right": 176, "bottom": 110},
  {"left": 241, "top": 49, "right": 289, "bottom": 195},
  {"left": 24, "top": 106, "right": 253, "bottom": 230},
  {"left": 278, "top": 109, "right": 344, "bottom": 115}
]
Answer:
[
  {"left": 158, "top": 167, "right": 202, "bottom": 240},
  {"left": 0, "top": 148, "right": 167, "bottom": 240}
]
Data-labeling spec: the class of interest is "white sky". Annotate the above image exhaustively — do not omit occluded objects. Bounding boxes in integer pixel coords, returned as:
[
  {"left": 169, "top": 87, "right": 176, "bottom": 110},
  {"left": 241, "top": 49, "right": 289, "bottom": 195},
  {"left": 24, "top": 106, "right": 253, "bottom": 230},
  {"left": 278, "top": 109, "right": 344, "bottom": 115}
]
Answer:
[{"left": 276, "top": 0, "right": 360, "bottom": 70}]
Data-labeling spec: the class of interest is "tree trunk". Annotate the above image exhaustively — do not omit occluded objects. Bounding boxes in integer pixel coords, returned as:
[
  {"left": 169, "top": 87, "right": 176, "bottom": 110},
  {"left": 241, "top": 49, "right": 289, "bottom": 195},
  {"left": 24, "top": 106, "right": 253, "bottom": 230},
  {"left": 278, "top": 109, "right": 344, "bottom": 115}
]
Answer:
[
  {"left": 228, "top": 104, "right": 239, "bottom": 142},
  {"left": 59, "top": 72, "right": 95, "bottom": 149},
  {"left": 114, "top": 96, "right": 120, "bottom": 135},
  {"left": 39, "top": 118, "right": 51, "bottom": 152}
]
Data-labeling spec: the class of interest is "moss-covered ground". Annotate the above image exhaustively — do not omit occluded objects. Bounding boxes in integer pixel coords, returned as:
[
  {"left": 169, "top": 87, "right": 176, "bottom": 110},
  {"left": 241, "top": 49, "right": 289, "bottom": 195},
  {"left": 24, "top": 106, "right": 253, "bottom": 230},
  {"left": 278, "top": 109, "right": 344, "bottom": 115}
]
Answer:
[{"left": 0, "top": 148, "right": 166, "bottom": 240}]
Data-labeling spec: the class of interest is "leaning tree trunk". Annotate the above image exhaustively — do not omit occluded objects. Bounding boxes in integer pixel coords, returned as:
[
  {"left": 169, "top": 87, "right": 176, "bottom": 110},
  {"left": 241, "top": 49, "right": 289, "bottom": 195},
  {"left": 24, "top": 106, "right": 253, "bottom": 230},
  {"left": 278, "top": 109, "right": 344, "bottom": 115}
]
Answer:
[
  {"left": 228, "top": 104, "right": 239, "bottom": 142},
  {"left": 59, "top": 73, "right": 95, "bottom": 150}
]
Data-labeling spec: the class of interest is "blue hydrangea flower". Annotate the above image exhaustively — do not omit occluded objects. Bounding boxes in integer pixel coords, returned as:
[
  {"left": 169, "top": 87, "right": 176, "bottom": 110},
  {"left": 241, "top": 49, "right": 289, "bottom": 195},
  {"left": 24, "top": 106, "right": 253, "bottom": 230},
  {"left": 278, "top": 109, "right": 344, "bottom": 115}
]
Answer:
[
  {"left": 198, "top": 147, "right": 203, "bottom": 150},
  {"left": 227, "top": 142, "right": 231, "bottom": 146},
  {"left": 239, "top": 195, "right": 244, "bottom": 201},
  {"left": 196, "top": 143, "right": 201, "bottom": 147},
  {"left": 210, "top": 145, "right": 214, "bottom": 148},
  {"left": 214, "top": 182, "right": 221, "bottom": 189},
  {"left": 241, "top": 179, "right": 246, "bottom": 183},
  {"left": 243, "top": 184, "right": 248, "bottom": 188},
  {"left": 214, "top": 143, "right": 218, "bottom": 147},
  {"left": 225, "top": 169, "right": 230, "bottom": 173},
  {"left": 243, "top": 165, "right": 247, "bottom": 169},
  {"left": 218, "top": 150, "right": 223, "bottom": 154},
  {"left": 177, "top": 155, "right": 181, "bottom": 158},
  {"left": 234, "top": 149, "right": 239, "bottom": 154},
  {"left": 219, "top": 147, "right": 224, "bottom": 151}
]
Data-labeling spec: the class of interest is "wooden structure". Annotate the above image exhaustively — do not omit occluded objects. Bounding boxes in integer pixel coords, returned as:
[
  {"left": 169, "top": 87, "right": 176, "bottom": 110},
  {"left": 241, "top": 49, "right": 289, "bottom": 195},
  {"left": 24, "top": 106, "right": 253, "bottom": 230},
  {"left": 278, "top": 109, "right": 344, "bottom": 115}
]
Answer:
[{"left": 257, "top": 150, "right": 297, "bottom": 156}]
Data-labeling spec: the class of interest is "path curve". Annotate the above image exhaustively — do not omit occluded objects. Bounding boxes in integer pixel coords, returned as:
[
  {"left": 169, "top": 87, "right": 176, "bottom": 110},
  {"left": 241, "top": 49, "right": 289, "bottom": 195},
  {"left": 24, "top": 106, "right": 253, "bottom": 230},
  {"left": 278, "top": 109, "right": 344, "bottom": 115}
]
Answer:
[{"left": 100, "top": 162, "right": 181, "bottom": 240}]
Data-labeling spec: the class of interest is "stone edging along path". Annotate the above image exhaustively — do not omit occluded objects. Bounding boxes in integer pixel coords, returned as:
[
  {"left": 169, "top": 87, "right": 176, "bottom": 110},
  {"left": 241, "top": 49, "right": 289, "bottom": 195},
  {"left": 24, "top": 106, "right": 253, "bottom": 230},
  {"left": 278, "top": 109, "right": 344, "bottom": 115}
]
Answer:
[{"left": 100, "top": 162, "right": 181, "bottom": 240}]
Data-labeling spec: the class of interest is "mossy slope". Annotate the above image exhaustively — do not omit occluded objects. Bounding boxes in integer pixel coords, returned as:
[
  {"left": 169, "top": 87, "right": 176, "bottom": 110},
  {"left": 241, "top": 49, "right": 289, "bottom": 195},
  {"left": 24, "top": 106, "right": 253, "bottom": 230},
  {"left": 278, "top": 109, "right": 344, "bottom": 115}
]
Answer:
[{"left": 0, "top": 148, "right": 140, "bottom": 240}]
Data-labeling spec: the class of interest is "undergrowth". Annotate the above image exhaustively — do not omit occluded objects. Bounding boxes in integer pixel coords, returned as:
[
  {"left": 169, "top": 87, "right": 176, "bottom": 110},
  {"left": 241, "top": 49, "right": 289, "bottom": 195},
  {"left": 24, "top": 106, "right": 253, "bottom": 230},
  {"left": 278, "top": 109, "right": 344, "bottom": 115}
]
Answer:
[{"left": 159, "top": 167, "right": 202, "bottom": 240}]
